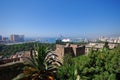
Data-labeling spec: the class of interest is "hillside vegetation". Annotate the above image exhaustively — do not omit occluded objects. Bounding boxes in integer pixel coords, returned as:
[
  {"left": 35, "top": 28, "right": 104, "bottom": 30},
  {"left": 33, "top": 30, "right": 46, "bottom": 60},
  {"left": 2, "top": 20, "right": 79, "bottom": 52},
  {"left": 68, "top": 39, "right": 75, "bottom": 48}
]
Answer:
[
  {"left": 0, "top": 42, "right": 55, "bottom": 57},
  {"left": 57, "top": 45, "right": 120, "bottom": 80}
]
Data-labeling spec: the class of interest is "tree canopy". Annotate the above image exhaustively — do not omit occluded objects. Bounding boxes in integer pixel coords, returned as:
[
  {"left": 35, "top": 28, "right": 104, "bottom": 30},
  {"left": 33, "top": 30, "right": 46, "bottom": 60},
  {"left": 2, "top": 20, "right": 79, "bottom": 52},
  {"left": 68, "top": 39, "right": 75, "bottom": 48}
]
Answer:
[
  {"left": 57, "top": 46, "right": 120, "bottom": 80},
  {"left": 0, "top": 42, "right": 55, "bottom": 57}
]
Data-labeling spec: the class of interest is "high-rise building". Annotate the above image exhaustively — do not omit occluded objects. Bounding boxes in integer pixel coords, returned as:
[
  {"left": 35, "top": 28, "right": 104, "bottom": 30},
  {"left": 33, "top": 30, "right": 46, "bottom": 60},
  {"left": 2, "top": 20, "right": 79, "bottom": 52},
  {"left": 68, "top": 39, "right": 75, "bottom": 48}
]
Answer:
[
  {"left": 10, "top": 34, "right": 24, "bottom": 42},
  {"left": 2, "top": 37, "right": 8, "bottom": 41},
  {"left": 0, "top": 35, "right": 2, "bottom": 41}
]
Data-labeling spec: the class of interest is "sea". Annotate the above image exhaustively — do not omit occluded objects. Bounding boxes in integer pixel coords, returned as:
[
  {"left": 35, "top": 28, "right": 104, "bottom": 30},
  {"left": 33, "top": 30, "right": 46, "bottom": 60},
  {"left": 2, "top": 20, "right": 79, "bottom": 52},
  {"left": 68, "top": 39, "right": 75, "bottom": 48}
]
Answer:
[
  {"left": 38, "top": 37, "right": 56, "bottom": 43},
  {"left": 25, "top": 36, "right": 90, "bottom": 43},
  {"left": 25, "top": 37, "right": 57, "bottom": 43}
]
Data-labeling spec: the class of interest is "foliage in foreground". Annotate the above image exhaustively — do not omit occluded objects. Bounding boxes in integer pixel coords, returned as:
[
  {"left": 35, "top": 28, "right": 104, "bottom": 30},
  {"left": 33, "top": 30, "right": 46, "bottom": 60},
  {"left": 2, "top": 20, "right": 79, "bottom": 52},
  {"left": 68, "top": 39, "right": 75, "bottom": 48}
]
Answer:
[
  {"left": 57, "top": 47, "right": 120, "bottom": 80},
  {"left": 13, "top": 44, "right": 61, "bottom": 80}
]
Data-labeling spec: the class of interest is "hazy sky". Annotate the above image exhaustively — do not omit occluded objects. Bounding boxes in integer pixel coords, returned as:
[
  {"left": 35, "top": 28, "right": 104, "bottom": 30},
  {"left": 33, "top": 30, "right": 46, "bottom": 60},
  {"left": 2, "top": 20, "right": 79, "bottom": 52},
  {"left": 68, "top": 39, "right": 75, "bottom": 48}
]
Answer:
[{"left": 0, "top": 0, "right": 120, "bottom": 37}]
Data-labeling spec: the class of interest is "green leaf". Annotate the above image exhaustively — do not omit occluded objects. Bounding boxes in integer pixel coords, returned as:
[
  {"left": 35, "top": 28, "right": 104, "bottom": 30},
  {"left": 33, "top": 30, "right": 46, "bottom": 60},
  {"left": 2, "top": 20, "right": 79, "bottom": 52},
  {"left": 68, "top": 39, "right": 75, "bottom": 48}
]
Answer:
[{"left": 12, "top": 73, "right": 26, "bottom": 80}]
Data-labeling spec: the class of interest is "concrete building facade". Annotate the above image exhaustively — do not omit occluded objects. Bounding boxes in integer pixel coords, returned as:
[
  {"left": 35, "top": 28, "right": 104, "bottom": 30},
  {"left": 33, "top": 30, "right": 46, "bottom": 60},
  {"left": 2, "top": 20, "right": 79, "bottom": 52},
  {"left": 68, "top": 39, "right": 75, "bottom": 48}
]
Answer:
[
  {"left": 0, "top": 35, "right": 2, "bottom": 41},
  {"left": 10, "top": 34, "right": 24, "bottom": 42},
  {"left": 85, "top": 42, "right": 118, "bottom": 54}
]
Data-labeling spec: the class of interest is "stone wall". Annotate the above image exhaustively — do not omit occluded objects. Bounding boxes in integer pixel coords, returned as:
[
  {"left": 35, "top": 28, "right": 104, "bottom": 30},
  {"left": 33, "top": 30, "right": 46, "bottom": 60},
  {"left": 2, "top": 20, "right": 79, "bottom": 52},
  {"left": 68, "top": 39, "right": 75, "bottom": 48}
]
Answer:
[
  {"left": 56, "top": 44, "right": 85, "bottom": 58},
  {"left": 0, "top": 62, "right": 24, "bottom": 80}
]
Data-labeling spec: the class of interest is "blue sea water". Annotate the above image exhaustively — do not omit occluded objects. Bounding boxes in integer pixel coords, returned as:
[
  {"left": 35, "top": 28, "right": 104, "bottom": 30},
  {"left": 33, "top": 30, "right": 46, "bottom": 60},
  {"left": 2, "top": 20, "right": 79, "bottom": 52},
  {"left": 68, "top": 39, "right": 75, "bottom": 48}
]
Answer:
[
  {"left": 25, "top": 37, "right": 56, "bottom": 43},
  {"left": 38, "top": 37, "right": 56, "bottom": 43},
  {"left": 25, "top": 37, "right": 88, "bottom": 43}
]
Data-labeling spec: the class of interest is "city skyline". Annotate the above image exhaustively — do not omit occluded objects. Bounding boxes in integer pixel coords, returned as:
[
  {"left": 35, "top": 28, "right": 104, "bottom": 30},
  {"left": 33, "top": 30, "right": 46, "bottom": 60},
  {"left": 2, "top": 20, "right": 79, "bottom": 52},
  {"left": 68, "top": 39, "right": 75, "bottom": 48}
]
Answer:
[{"left": 0, "top": 0, "right": 120, "bottom": 38}]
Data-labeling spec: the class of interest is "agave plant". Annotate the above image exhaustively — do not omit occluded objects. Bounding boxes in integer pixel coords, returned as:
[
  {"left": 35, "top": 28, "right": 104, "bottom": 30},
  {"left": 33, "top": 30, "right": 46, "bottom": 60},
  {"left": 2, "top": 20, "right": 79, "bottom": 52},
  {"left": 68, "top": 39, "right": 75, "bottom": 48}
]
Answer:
[{"left": 13, "top": 44, "right": 62, "bottom": 80}]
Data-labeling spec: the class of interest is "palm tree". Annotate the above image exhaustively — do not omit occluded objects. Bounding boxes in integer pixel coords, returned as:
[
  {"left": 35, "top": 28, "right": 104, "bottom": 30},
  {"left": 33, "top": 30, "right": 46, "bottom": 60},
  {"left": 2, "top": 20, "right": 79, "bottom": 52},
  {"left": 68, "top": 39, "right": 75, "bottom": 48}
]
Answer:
[{"left": 13, "top": 44, "right": 62, "bottom": 80}]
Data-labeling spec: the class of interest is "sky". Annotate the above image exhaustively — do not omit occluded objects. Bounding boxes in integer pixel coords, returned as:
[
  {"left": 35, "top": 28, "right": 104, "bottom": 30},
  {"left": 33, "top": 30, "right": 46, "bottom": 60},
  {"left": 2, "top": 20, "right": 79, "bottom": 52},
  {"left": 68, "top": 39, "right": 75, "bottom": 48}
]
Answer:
[{"left": 0, "top": 0, "right": 120, "bottom": 38}]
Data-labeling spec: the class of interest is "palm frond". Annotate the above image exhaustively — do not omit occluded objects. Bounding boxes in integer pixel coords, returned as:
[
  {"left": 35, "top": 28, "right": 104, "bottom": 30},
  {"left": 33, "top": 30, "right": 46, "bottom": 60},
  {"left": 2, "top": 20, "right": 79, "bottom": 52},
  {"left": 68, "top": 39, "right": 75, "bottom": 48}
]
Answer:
[
  {"left": 13, "top": 44, "right": 61, "bottom": 80},
  {"left": 12, "top": 73, "right": 27, "bottom": 80}
]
